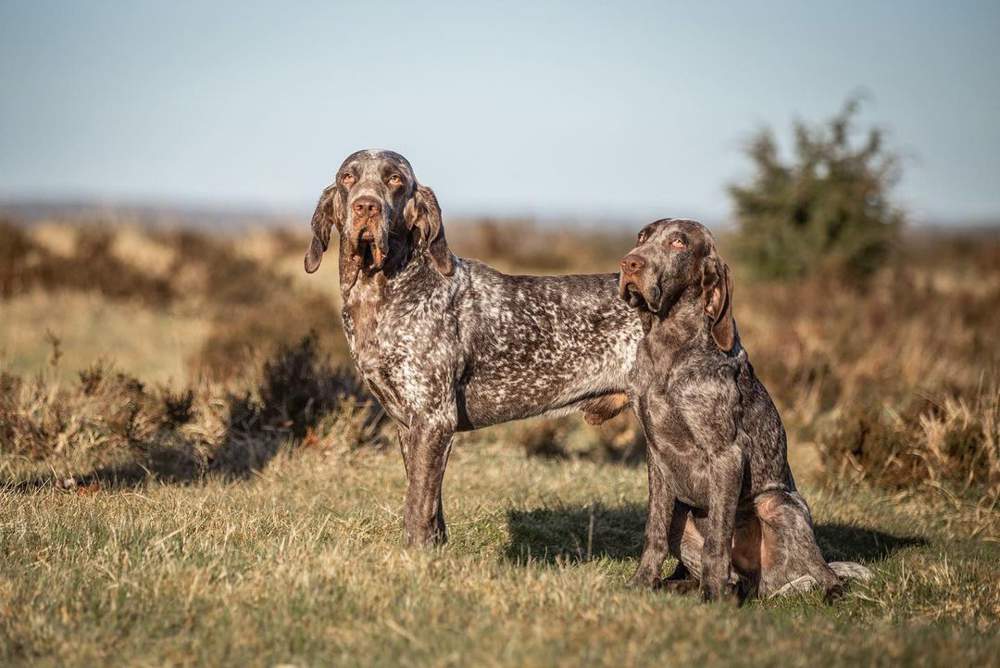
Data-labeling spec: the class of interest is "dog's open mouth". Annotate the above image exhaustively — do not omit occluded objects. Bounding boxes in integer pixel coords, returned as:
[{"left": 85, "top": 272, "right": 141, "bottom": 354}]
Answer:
[
  {"left": 624, "top": 282, "right": 647, "bottom": 309},
  {"left": 622, "top": 280, "right": 661, "bottom": 312},
  {"left": 355, "top": 228, "right": 384, "bottom": 272}
]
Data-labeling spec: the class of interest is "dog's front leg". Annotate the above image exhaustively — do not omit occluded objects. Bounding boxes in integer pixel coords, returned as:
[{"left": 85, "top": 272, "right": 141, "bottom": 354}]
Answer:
[
  {"left": 401, "top": 416, "right": 455, "bottom": 547},
  {"left": 700, "top": 450, "right": 743, "bottom": 602},
  {"left": 396, "top": 425, "right": 411, "bottom": 478},
  {"left": 629, "top": 447, "right": 673, "bottom": 589}
]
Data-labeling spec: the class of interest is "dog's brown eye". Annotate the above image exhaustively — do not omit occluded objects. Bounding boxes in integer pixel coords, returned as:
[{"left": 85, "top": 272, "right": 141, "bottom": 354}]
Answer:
[
  {"left": 670, "top": 238, "right": 686, "bottom": 249},
  {"left": 387, "top": 174, "right": 403, "bottom": 186},
  {"left": 638, "top": 232, "right": 648, "bottom": 244},
  {"left": 341, "top": 174, "right": 355, "bottom": 186}
]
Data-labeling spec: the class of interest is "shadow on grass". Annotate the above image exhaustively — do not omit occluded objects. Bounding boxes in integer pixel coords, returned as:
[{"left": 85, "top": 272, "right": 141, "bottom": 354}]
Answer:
[
  {"left": 5, "top": 335, "right": 381, "bottom": 494},
  {"left": 504, "top": 503, "right": 647, "bottom": 565},
  {"left": 6, "top": 453, "right": 197, "bottom": 493},
  {"left": 815, "top": 522, "right": 928, "bottom": 562},
  {"left": 504, "top": 503, "right": 927, "bottom": 566}
]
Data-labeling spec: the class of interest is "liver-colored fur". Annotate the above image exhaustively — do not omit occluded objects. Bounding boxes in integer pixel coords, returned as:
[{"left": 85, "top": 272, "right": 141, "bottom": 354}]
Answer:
[
  {"left": 619, "top": 219, "right": 870, "bottom": 601},
  {"left": 305, "top": 150, "right": 641, "bottom": 545}
]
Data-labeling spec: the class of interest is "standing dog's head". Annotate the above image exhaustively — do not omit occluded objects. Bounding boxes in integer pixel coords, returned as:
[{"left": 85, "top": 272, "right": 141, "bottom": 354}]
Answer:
[
  {"left": 618, "top": 219, "right": 735, "bottom": 351},
  {"left": 304, "top": 149, "right": 453, "bottom": 288}
]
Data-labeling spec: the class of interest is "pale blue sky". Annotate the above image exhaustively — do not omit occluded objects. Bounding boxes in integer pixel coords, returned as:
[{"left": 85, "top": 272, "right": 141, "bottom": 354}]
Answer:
[{"left": 1, "top": 1, "right": 998, "bottom": 223}]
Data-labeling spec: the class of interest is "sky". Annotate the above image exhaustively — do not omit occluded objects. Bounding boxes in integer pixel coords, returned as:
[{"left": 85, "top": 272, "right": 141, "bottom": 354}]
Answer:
[{"left": 1, "top": 1, "right": 998, "bottom": 225}]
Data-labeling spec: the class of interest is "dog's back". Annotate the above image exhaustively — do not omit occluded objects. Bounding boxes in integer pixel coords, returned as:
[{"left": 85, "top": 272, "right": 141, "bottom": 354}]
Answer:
[
  {"left": 453, "top": 260, "right": 642, "bottom": 428},
  {"left": 729, "top": 346, "right": 799, "bottom": 499}
]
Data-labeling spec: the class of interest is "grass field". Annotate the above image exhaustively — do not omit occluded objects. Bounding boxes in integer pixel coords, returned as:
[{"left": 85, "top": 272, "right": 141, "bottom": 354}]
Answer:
[
  {"left": 1, "top": 218, "right": 998, "bottom": 666},
  {"left": 3, "top": 443, "right": 997, "bottom": 666}
]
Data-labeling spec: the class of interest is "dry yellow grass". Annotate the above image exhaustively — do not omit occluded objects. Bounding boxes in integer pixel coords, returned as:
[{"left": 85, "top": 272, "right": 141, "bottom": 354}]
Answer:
[
  {"left": 2, "top": 443, "right": 997, "bottom": 666},
  {"left": 0, "top": 291, "right": 208, "bottom": 384},
  {"left": 1, "top": 219, "right": 998, "bottom": 666}
]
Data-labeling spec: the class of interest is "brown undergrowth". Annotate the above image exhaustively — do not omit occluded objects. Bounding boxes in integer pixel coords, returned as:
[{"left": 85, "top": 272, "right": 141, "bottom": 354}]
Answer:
[
  {"left": 1, "top": 219, "right": 998, "bottom": 503},
  {"left": 0, "top": 334, "right": 382, "bottom": 487},
  {"left": 1, "top": 217, "right": 998, "bottom": 666}
]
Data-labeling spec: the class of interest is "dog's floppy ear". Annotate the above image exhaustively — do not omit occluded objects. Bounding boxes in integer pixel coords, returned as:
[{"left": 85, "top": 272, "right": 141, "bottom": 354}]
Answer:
[
  {"left": 704, "top": 258, "right": 735, "bottom": 352},
  {"left": 304, "top": 184, "right": 344, "bottom": 274},
  {"left": 404, "top": 184, "right": 454, "bottom": 277}
]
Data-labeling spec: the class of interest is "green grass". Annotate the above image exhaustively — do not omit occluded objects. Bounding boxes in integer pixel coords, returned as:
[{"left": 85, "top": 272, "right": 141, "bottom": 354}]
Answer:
[{"left": 2, "top": 437, "right": 997, "bottom": 667}]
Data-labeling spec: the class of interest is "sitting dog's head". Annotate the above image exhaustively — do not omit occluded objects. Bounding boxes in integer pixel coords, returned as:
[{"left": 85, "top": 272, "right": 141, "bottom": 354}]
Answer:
[
  {"left": 304, "top": 149, "right": 453, "bottom": 287},
  {"left": 618, "top": 218, "right": 735, "bottom": 351}
]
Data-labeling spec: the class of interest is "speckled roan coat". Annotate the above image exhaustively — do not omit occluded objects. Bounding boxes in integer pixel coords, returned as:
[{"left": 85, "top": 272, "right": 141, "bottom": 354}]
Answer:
[
  {"left": 305, "top": 150, "right": 641, "bottom": 545},
  {"left": 618, "top": 219, "right": 871, "bottom": 601}
]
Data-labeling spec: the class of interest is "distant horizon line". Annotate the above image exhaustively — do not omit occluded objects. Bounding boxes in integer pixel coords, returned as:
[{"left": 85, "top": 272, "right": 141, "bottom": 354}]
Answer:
[{"left": 1, "top": 194, "right": 998, "bottom": 231}]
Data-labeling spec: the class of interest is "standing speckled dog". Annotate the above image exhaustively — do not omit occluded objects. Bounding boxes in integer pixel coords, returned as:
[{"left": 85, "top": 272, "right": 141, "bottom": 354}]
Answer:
[
  {"left": 304, "top": 150, "right": 642, "bottom": 546},
  {"left": 619, "top": 218, "right": 871, "bottom": 601}
]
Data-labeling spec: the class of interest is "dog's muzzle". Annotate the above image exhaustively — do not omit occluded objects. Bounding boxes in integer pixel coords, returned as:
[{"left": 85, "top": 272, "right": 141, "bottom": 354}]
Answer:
[{"left": 348, "top": 196, "right": 389, "bottom": 271}]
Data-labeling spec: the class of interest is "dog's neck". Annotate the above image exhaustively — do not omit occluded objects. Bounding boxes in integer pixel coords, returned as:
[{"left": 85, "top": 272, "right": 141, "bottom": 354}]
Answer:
[
  {"left": 340, "top": 229, "right": 448, "bottom": 306},
  {"left": 640, "top": 285, "right": 712, "bottom": 352},
  {"left": 339, "top": 228, "right": 418, "bottom": 296},
  {"left": 339, "top": 230, "right": 441, "bottom": 355}
]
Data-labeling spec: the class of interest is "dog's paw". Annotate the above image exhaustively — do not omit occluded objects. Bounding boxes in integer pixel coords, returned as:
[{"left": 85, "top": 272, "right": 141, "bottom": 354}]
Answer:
[
  {"left": 828, "top": 561, "right": 873, "bottom": 582},
  {"left": 701, "top": 580, "right": 739, "bottom": 605},
  {"left": 663, "top": 578, "right": 700, "bottom": 596},
  {"left": 769, "top": 574, "right": 818, "bottom": 598},
  {"left": 626, "top": 569, "right": 662, "bottom": 590}
]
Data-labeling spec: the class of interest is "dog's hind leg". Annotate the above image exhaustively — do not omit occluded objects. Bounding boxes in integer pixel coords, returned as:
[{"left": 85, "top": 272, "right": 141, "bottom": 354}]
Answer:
[
  {"left": 666, "top": 503, "right": 751, "bottom": 597},
  {"left": 662, "top": 502, "right": 704, "bottom": 594},
  {"left": 755, "top": 492, "right": 842, "bottom": 600}
]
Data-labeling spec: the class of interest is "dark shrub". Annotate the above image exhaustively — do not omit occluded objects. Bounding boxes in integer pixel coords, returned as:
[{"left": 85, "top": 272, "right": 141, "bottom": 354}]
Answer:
[
  {"left": 729, "top": 98, "right": 903, "bottom": 286},
  {"left": 161, "top": 389, "right": 196, "bottom": 428}
]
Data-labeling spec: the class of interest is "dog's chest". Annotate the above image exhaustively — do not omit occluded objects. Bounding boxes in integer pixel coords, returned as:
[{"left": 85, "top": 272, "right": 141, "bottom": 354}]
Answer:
[
  {"left": 342, "top": 280, "right": 384, "bottom": 358},
  {"left": 342, "top": 282, "right": 453, "bottom": 423},
  {"left": 341, "top": 282, "right": 403, "bottom": 420},
  {"left": 634, "top": 349, "right": 735, "bottom": 507}
]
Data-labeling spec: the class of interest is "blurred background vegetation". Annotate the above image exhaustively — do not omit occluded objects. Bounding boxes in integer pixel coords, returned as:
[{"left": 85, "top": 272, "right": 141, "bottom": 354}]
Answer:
[
  {"left": 0, "top": 100, "right": 997, "bottom": 505},
  {"left": 730, "top": 97, "right": 903, "bottom": 285}
]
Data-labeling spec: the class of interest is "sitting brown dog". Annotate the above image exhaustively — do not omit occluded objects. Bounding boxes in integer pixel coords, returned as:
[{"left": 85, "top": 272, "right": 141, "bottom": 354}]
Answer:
[{"left": 619, "top": 218, "right": 870, "bottom": 601}]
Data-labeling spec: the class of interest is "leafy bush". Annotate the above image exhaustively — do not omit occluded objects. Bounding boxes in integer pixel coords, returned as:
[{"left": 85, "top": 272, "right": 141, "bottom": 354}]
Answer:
[
  {"left": 729, "top": 98, "right": 903, "bottom": 284},
  {"left": 211, "top": 333, "right": 382, "bottom": 477}
]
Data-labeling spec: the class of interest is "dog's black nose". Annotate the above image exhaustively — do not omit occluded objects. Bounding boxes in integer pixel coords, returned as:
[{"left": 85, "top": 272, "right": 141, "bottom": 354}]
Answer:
[
  {"left": 620, "top": 254, "right": 646, "bottom": 275},
  {"left": 352, "top": 196, "right": 381, "bottom": 218}
]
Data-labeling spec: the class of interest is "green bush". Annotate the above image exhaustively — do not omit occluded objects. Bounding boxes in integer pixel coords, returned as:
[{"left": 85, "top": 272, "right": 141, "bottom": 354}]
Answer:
[{"left": 729, "top": 98, "right": 903, "bottom": 284}]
